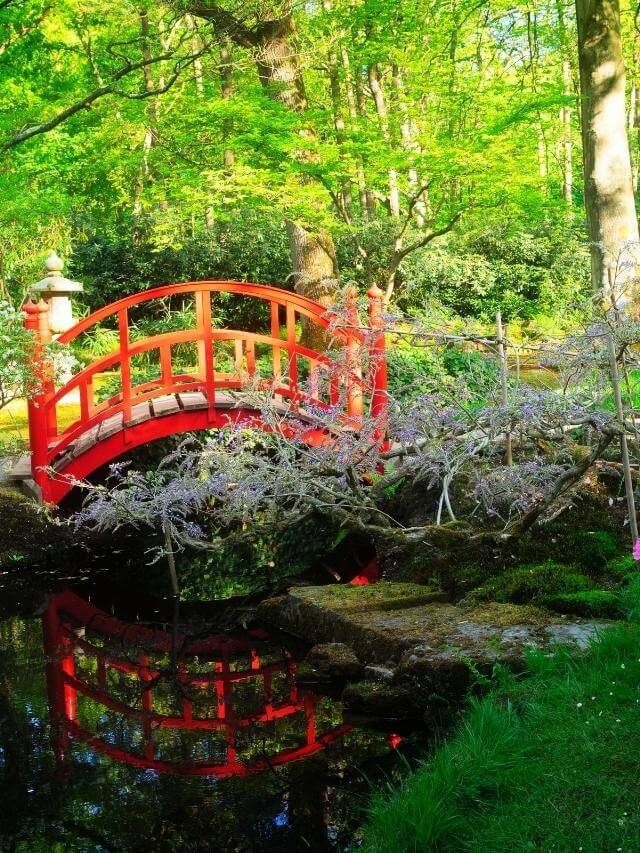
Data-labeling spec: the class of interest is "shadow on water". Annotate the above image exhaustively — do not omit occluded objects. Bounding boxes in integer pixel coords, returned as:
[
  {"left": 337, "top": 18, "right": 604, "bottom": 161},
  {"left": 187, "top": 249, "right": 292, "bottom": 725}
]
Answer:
[{"left": 0, "top": 580, "right": 429, "bottom": 852}]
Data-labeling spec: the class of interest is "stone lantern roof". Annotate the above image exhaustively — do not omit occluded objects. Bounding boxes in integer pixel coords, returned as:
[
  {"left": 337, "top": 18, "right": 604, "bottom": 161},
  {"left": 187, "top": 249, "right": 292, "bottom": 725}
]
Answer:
[{"left": 31, "top": 252, "right": 83, "bottom": 296}]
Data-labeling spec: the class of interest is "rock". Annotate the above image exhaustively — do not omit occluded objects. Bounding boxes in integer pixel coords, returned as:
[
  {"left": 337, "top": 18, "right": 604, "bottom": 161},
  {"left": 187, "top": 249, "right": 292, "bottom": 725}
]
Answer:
[
  {"left": 364, "top": 665, "right": 395, "bottom": 683},
  {"left": 342, "top": 681, "right": 423, "bottom": 718},
  {"left": 305, "top": 642, "right": 363, "bottom": 681},
  {"left": 258, "top": 583, "right": 612, "bottom": 700}
]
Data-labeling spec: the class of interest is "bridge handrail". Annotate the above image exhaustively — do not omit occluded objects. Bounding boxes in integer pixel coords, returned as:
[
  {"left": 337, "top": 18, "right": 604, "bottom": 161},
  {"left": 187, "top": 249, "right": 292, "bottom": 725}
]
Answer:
[{"left": 55, "top": 280, "right": 356, "bottom": 345}]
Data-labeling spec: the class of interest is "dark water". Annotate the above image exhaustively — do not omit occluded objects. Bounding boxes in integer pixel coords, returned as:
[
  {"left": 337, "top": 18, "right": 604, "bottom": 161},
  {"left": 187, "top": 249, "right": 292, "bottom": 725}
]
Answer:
[{"left": 0, "top": 583, "right": 425, "bottom": 852}]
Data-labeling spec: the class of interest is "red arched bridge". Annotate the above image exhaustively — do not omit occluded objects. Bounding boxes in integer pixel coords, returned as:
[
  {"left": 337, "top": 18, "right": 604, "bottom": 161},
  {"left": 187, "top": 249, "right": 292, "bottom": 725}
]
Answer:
[{"left": 19, "top": 281, "right": 388, "bottom": 504}]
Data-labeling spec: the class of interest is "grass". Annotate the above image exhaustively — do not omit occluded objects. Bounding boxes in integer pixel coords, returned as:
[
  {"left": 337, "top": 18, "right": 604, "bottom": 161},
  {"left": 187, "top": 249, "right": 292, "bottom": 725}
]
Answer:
[
  {"left": 362, "top": 580, "right": 640, "bottom": 852},
  {"left": 0, "top": 398, "right": 79, "bottom": 452}
]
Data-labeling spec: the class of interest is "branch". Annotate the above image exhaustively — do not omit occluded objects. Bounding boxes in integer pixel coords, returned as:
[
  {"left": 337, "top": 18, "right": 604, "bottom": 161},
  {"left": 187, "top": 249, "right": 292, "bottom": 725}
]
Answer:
[
  {"left": 0, "top": 4, "right": 50, "bottom": 56},
  {"left": 394, "top": 211, "right": 463, "bottom": 265},
  {"left": 514, "top": 426, "right": 619, "bottom": 535},
  {"left": 187, "top": 1, "right": 257, "bottom": 48},
  {"left": 3, "top": 40, "right": 202, "bottom": 150}
]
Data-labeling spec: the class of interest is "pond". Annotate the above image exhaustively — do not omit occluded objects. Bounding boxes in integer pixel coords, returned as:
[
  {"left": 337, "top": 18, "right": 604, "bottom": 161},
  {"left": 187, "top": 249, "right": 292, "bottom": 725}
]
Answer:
[{"left": 0, "top": 578, "right": 428, "bottom": 851}]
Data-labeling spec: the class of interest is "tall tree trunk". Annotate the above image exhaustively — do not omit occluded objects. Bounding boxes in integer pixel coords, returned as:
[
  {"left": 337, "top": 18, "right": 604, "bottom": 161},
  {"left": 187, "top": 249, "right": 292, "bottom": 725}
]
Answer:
[
  {"left": 340, "top": 44, "right": 369, "bottom": 219},
  {"left": 253, "top": 17, "right": 337, "bottom": 321},
  {"left": 576, "top": 0, "right": 640, "bottom": 303},
  {"left": 354, "top": 61, "right": 378, "bottom": 217},
  {"left": 561, "top": 58, "right": 574, "bottom": 205},
  {"left": 327, "top": 40, "right": 354, "bottom": 220},
  {"left": 392, "top": 64, "right": 427, "bottom": 226},
  {"left": 556, "top": 0, "right": 574, "bottom": 206},
  {"left": 132, "top": 8, "right": 158, "bottom": 230},
  {"left": 368, "top": 63, "right": 400, "bottom": 217}
]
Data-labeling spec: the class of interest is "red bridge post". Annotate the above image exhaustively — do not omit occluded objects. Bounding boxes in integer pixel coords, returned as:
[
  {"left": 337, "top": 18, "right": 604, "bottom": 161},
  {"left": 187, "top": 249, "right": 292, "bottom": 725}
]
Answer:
[
  {"left": 24, "top": 298, "right": 54, "bottom": 498},
  {"left": 345, "top": 286, "right": 364, "bottom": 424},
  {"left": 366, "top": 285, "right": 388, "bottom": 440}
]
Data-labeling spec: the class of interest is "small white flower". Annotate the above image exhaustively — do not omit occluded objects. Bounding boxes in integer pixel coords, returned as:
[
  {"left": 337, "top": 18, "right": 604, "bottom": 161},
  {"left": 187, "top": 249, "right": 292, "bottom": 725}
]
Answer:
[
  {"left": 576, "top": 702, "right": 583, "bottom": 708},
  {"left": 621, "top": 664, "right": 626, "bottom": 670}
]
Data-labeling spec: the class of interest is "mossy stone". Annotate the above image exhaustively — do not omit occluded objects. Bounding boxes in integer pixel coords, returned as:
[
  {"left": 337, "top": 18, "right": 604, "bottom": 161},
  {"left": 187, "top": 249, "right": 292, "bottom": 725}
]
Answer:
[{"left": 539, "top": 590, "right": 622, "bottom": 619}]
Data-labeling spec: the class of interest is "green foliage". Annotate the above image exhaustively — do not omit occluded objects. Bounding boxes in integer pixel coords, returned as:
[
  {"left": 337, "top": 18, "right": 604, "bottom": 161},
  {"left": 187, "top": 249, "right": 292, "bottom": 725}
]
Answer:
[
  {"left": 387, "top": 339, "right": 498, "bottom": 402},
  {"left": 362, "top": 621, "right": 640, "bottom": 851},
  {"left": 178, "top": 516, "right": 337, "bottom": 600},
  {"left": 572, "top": 530, "right": 620, "bottom": 572},
  {"left": 539, "top": 589, "right": 622, "bottom": 618},
  {"left": 399, "top": 220, "right": 591, "bottom": 324},
  {"left": 0, "top": 300, "right": 36, "bottom": 410},
  {"left": 605, "top": 554, "right": 638, "bottom": 580}
]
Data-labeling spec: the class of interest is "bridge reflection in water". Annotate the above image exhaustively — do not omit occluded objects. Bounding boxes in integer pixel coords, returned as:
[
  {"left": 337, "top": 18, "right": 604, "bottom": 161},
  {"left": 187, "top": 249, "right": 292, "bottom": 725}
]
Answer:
[{"left": 42, "top": 589, "right": 352, "bottom": 778}]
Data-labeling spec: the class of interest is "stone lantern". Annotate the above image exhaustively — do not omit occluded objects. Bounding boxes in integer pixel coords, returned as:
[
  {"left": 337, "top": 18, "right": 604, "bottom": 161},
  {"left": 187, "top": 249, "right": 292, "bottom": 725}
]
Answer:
[{"left": 31, "top": 251, "right": 83, "bottom": 336}]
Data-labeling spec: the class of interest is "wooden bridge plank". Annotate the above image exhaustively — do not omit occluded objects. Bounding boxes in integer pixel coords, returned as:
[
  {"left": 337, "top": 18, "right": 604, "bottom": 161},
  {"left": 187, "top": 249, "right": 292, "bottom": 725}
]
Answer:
[
  {"left": 151, "top": 395, "right": 181, "bottom": 418},
  {"left": 126, "top": 402, "right": 153, "bottom": 427},
  {"left": 98, "top": 412, "right": 124, "bottom": 441},
  {"left": 178, "top": 391, "right": 208, "bottom": 411},
  {"left": 70, "top": 424, "right": 101, "bottom": 458}
]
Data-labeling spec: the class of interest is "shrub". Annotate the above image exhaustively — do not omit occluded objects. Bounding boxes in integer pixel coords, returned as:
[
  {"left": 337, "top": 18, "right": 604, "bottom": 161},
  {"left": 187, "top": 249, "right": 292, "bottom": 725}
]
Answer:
[{"left": 539, "top": 590, "right": 622, "bottom": 619}]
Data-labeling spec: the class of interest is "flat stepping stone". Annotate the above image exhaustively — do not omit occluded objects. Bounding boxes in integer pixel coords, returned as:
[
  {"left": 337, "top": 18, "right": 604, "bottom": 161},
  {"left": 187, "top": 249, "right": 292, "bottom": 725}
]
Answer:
[{"left": 258, "top": 583, "right": 611, "bottom": 699}]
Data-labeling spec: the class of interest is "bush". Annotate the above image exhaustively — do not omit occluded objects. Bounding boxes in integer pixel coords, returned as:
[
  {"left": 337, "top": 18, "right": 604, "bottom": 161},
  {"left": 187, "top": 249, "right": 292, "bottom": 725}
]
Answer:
[
  {"left": 397, "top": 218, "right": 590, "bottom": 324},
  {"left": 539, "top": 590, "right": 622, "bottom": 619}
]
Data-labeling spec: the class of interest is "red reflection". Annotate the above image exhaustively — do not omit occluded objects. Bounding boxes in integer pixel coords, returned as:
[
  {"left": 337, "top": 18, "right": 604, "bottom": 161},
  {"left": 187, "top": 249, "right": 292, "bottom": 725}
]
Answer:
[{"left": 43, "top": 589, "right": 351, "bottom": 777}]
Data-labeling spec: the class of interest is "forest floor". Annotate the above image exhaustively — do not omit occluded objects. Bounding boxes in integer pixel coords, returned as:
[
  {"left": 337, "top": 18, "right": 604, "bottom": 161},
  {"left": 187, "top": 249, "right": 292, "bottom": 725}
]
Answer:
[{"left": 361, "top": 604, "right": 640, "bottom": 851}]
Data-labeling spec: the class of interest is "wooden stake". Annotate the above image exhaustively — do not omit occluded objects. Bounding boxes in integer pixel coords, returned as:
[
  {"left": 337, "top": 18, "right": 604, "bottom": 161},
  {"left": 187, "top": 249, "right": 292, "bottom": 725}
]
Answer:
[{"left": 496, "top": 312, "right": 513, "bottom": 466}]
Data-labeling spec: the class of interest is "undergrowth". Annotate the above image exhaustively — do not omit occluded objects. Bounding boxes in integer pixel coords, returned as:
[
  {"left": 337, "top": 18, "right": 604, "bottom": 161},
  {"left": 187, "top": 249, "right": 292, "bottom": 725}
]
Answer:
[{"left": 362, "top": 579, "right": 640, "bottom": 851}]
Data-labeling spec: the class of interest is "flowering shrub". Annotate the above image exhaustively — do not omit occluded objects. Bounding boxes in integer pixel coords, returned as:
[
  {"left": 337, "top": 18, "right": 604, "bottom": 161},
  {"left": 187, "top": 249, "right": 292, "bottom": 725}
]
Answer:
[{"left": 0, "top": 300, "right": 36, "bottom": 411}]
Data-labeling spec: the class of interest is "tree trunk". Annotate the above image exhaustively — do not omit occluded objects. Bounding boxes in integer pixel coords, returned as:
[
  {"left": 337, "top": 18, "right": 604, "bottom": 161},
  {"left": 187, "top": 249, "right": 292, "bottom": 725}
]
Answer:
[
  {"left": 575, "top": 0, "right": 640, "bottom": 303},
  {"left": 252, "top": 16, "right": 338, "bottom": 326},
  {"left": 340, "top": 44, "right": 370, "bottom": 219},
  {"left": 368, "top": 63, "right": 400, "bottom": 217},
  {"left": 132, "top": 8, "right": 158, "bottom": 230},
  {"left": 327, "top": 49, "right": 354, "bottom": 221},
  {"left": 392, "top": 64, "right": 427, "bottom": 226},
  {"left": 561, "top": 58, "right": 573, "bottom": 205}
]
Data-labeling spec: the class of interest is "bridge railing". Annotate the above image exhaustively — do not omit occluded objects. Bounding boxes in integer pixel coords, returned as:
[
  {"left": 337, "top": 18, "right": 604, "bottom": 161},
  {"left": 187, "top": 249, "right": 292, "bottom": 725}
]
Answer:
[{"left": 24, "top": 282, "right": 388, "bottom": 493}]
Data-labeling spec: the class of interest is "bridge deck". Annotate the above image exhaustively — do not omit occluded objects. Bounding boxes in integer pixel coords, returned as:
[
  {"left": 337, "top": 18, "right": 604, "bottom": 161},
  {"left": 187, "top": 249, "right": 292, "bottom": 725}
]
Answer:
[{"left": 7, "top": 390, "right": 330, "bottom": 493}]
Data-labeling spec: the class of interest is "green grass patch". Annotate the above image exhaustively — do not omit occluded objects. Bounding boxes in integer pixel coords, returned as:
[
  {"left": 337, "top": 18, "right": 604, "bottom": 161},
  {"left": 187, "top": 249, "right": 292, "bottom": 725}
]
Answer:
[{"left": 362, "top": 619, "right": 640, "bottom": 851}]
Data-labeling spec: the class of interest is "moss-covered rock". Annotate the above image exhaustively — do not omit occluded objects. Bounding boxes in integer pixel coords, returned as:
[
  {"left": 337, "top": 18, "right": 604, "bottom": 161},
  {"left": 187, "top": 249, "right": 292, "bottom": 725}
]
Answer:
[
  {"left": 258, "top": 583, "right": 611, "bottom": 700},
  {"left": 539, "top": 590, "right": 623, "bottom": 618},
  {"left": 305, "top": 642, "right": 363, "bottom": 681},
  {"left": 459, "top": 562, "right": 592, "bottom": 607},
  {"left": 0, "top": 487, "right": 72, "bottom": 570},
  {"left": 572, "top": 530, "right": 620, "bottom": 572},
  {"left": 342, "top": 681, "right": 423, "bottom": 718},
  {"left": 605, "top": 555, "right": 638, "bottom": 581}
]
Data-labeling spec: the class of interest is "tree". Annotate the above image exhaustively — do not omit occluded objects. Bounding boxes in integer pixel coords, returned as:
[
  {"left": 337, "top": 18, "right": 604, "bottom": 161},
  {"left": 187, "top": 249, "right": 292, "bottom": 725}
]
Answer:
[
  {"left": 188, "top": 0, "right": 339, "bottom": 318},
  {"left": 576, "top": 0, "right": 640, "bottom": 302}
]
